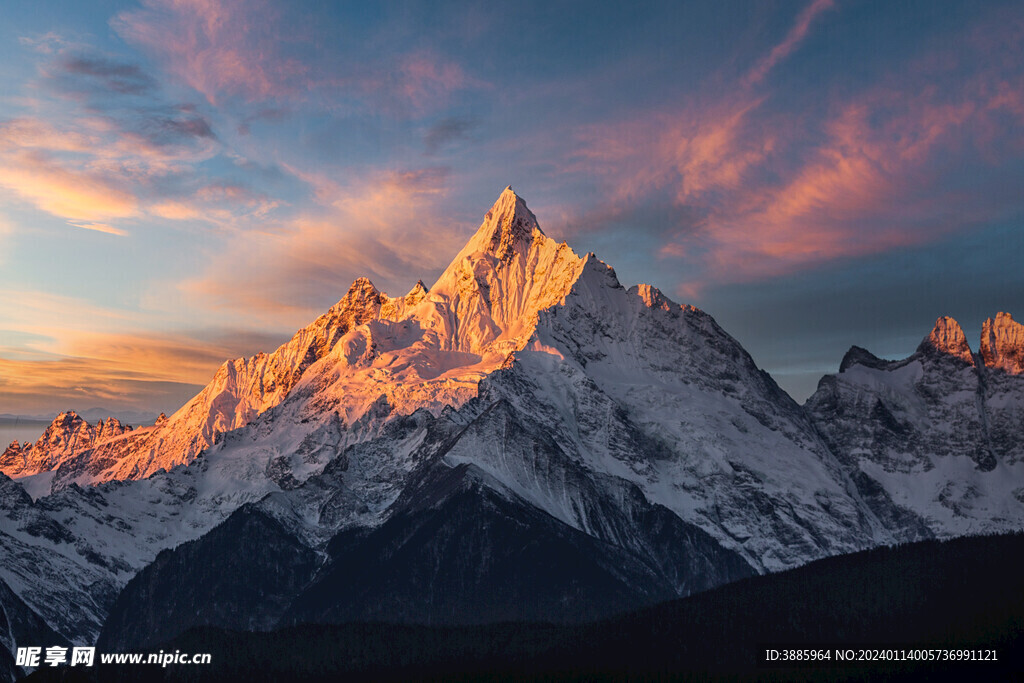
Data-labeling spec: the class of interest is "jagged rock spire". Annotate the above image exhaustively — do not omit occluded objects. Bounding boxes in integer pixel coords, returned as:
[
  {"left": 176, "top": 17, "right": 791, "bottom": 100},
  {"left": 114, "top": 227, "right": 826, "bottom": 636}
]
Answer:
[
  {"left": 981, "top": 312, "right": 1024, "bottom": 374},
  {"left": 460, "top": 186, "right": 543, "bottom": 262},
  {"left": 916, "top": 316, "right": 974, "bottom": 364}
]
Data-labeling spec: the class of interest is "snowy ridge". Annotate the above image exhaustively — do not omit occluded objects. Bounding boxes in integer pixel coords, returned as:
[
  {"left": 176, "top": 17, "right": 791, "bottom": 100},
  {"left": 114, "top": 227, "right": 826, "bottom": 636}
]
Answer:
[
  {"left": 475, "top": 257, "right": 895, "bottom": 570},
  {"left": 0, "top": 188, "right": 593, "bottom": 643},
  {"left": 0, "top": 412, "right": 133, "bottom": 478},
  {"left": 0, "top": 189, "right": 1022, "bottom": 650},
  {"left": 4, "top": 188, "right": 587, "bottom": 494},
  {"left": 808, "top": 314, "right": 1024, "bottom": 536}
]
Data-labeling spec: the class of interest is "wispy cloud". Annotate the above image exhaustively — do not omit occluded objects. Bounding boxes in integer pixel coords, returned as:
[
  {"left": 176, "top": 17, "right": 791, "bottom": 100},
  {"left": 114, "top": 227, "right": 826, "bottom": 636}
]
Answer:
[
  {"left": 388, "top": 52, "right": 474, "bottom": 112},
  {"left": 0, "top": 288, "right": 289, "bottom": 414},
  {"left": 52, "top": 54, "right": 157, "bottom": 96},
  {"left": 112, "top": 0, "right": 481, "bottom": 113},
  {"left": 180, "top": 166, "right": 465, "bottom": 324},
  {"left": 18, "top": 32, "right": 74, "bottom": 55},
  {"left": 112, "top": 0, "right": 308, "bottom": 105},
  {"left": 0, "top": 41, "right": 277, "bottom": 234},
  {"left": 562, "top": 6, "right": 1024, "bottom": 294},
  {"left": 743, "top": 0, "right": 836, "bottom": 88},
  {"left": 68, "top": 221, "right": 129, "bottom": 236}
]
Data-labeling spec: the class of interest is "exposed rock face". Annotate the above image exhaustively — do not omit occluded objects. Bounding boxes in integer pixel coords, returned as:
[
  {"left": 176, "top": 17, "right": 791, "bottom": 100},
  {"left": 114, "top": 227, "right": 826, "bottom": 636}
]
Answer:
[
  {"left": 807, "top": 314, "right": 1024, "bottom": 536},
  {"left": 981, "top": 312, "right": 1024, "bottom": 374},
  {"left": 0, "top": 412, "right": 133, "bottom": 478},
  {"left": 917, "top": 316, "right": 974, "bottom": 364},
  {"left": 980, "top": 313, "right": 1024, "bottom": 467}
]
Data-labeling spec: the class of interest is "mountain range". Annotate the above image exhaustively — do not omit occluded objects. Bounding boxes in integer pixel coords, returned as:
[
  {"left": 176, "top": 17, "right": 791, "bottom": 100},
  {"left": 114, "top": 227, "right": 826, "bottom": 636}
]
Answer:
[{"left": 2, "top": 188, "right": 1023, "bottom": 678}]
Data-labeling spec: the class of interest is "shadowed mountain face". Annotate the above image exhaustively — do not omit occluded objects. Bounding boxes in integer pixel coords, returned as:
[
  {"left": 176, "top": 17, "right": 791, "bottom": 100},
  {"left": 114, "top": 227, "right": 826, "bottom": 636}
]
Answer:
[
  {"left": 2, "top": 190, "right": 1024, "bottom": 671},
  {"left": 26, "top": 534, "right": 1024, "bottom": 683},
  {"left": 98, "top": 403, "right": 755, "bottom": 650},
  {"left": 807, "top": 314, "right": 1024, "bottom": 535}
]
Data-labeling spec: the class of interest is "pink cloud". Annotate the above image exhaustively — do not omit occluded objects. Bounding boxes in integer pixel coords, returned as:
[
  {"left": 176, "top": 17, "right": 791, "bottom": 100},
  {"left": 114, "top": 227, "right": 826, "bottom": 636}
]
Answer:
[
  {"left": 569, "top": 75, "right": 1024, "bottom": 294},
  {"left": 743, "top": 0, "right": 836, "bottom": 88},
  {"left": 570, "top": 97, "right": 774, "bottom": 206},
  {"left": 566, "top": 10, "right": 1024, "bottom": 292},
  {"left": 113, "top": 1, "right": 480, "bottom": 112},
  {"left": 391, "top": 52, "right": 473, "bottom": 111},
  {"left": 112, "top": 0, "right": 308, "bottom": 104},
  {"left": 179, "top": 167, "right": 465, "bottom": 325}
]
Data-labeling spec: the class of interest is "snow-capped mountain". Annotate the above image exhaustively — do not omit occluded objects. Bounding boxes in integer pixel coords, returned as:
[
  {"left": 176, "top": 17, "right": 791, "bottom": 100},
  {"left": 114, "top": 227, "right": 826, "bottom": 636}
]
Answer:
[
  {"left": 807, "top": 313, "right": 1024, "bottom": 536},
  {"left": 1, "top": 188, "right": 1023, "bottom": 667},
  {"left": 0, "top": 412, "right": 134, "bottom": 479}
]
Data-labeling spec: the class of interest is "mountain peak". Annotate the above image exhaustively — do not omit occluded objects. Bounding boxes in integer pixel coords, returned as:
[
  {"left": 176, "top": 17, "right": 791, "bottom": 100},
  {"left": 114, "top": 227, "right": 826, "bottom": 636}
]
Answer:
[
  {"left": 838, "top": 345, "right": 894, "bottom": 373},
  {"left": 633, "top": 283, "right": 672, "bottom": 311},
  {"left": 916, "top": 316, "right": 974, "bottom": 364},
  {"left": 464, "top": 186, "right": 544, "bottom": 262},
  {"left": 425, "top": 188, "right": 585, "bottom": 356},
  {"left": 323, "top": 277, "right": 387, "bottom": 321},
  {"left": 981, "top": 312, "right": 1024, "bottom": 374},
  {"left": 344, "top": 277, "right": 379, "bottom": 299},
  {"left": 405, "top": 280, "right": 428, "bottom": 305}
]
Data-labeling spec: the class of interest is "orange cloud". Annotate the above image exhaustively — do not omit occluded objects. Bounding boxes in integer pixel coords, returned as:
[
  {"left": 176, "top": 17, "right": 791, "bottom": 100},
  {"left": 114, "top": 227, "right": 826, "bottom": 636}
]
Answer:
[
  {"left": 180, "top": 167, "right": 464, "bottom": 325},
  {"left": 0, "top": 107, "right": 275, "bottom": 234},
  {"left": 65, "top": 331, "right": 249, "bottom": 385},
  {"left": 0, "top": 287, "right": 289, "bottom": 414},
  {"left": 0, "top": 117, "right": 100, "bottom": 154},
  {"left": 0, "top": 355, "right": 195, "bottom": 416},
  {"left": 0, "top": 150, "right": 138, "bottom": 221},
  {"left": 149, "top": 201, "right": 202, "bottom": 221},
  {"left": 68, "top": 221, "right": 129, "bottom": 236}
]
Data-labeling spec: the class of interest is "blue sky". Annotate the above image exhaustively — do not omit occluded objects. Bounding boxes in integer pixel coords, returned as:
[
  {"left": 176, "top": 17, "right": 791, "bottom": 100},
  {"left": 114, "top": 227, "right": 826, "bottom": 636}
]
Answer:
[{"left": 0, "top": 0, "right": 1022, "bottom": 415}]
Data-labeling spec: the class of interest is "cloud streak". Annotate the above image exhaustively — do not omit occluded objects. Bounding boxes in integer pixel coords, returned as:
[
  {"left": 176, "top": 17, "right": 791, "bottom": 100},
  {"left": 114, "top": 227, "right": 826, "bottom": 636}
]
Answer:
[
  {"left": 562, "top": 7, "right": 1024, "bottom": 294},
  {"left": 68, "top": 221, "right": 129, "bottom": 236},
  {"left": 112, "top": 0, "right": 308, "bottom": 105},
  {"left": 112, "top": 0, "right": 480, "bottom": 113},
  {"left": 0, "top": 43, "right": 282, "bottom": 234},
  {"left": 743, "top": 0, "right": 836, "bottom": 88},
  {"left": 181, "top": 166, "right": 465, "bottom": 324},
  {"left": 0, "top": 287, "right": 290, "bottom": 414}
]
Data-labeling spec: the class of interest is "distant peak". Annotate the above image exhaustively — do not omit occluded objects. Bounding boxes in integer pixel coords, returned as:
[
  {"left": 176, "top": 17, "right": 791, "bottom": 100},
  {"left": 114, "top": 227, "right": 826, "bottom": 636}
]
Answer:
[
  {"left": 347, "top": 277, "right": 378, "bottom": 294},
  {"left": 48, "top": 411, "right": 85, "bottom": 428},
  {"left": 839, "top": 346, "right": 895, "bottom": 373},
  {"left": 327, "top": 277, "right": 383, "bottom": 312},
  {"left": 981, "top": 311, "right": 1024, "bottom": 374},
  {"left": 916, "top": 316, "right": 974, "bottom": 364},
  {"left": 405, "top": 280, "right": 428, "bottom": 305},
  {"left": 633, "top": 284, "right": 672, "bottom": 311}
]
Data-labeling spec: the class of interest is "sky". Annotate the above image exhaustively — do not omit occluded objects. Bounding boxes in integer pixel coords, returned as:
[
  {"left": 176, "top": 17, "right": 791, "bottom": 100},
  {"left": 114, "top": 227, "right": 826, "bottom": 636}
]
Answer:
[{"left": 0, "top": 0, "right": 1022, "bottom": 417}]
